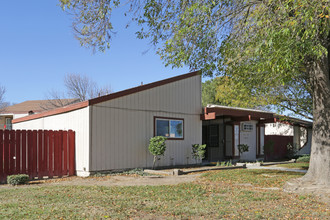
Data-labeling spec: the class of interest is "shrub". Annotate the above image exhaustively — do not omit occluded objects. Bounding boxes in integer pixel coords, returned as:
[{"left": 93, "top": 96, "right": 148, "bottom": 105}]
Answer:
[
  {"left": 220, "top": 161, "right": 227, "bottom": 166},
  {"left": 286, "top": 143, "right": 298, "bottom": 159},
  {"left": 297, "top": 155, "right": 310, "bottom": 163},
  {"left": 238, "top": 144, "right": 249, "bottom": 159},
  {"left": 7, "top": 174, "right": 29, "bottom": 186},
  {"left": 123, "top": 168, "right": 152, "bottom": 176},
  {"left": 191, "top": 144, "right": 206, "bottom": 163},
  {"left": 217, "top": 160, "right": 232, "bottom": 167},
  {"left": 148, "top": 136, "right": 167, "bottom": 169}
]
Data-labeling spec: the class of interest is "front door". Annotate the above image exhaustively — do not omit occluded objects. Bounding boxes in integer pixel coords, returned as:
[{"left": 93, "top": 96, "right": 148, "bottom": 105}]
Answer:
[{"left": 203, "top": 124, "right": 221, "bottom": 161}]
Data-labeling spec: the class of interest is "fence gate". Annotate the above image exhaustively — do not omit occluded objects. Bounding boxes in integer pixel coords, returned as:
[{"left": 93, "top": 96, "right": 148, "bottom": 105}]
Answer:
[
  {"left": 264, "top": 135, "right": 293, "bottom": 161},
  {"left": 0, "top": 129, "right": 75, "bottom": 183}
]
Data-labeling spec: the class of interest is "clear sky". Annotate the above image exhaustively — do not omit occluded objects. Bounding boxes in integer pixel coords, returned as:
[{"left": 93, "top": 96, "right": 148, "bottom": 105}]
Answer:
[{"left": 0, "top": 1, "right": 193, "bottom": 104}]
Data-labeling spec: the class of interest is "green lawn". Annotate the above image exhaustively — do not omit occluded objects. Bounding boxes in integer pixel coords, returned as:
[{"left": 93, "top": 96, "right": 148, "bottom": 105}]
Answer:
[
  {"left": 276, "top": 162, "right": 310, "bottom": 170},
  {"left": 0, "top": 169, "right": 328, "bottom": 219}
]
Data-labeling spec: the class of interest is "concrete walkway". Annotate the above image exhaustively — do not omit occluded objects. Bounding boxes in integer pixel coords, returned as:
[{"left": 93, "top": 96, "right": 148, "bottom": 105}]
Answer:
[{"left": 247, "top": 165, "right": 307, "bottom": 173}]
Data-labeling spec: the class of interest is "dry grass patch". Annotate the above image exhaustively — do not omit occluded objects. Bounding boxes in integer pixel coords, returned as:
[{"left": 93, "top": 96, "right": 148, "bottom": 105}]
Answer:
[
  {"left": 276, "top": 162, "right": 310, "bottom": 170},
  {"left": 201, "top": 169, "right": 305, "bottom": 187},
  {"left": 0, "top": 169, "right": 328, "bottom": 219}
]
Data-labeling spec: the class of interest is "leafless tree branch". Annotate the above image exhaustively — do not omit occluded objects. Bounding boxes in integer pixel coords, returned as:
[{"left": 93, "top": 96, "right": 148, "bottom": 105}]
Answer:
[
  {"left": 44, "top": 73, "right": 112, "bottom": 110},
  {"left": 0, "top": 85, "right": 8, "bottom": 112}
]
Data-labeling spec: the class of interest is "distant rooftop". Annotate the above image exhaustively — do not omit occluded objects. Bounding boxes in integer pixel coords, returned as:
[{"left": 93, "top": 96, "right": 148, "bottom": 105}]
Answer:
[{"left": 0, "top": 99, "right": 79, "bottom": 114}]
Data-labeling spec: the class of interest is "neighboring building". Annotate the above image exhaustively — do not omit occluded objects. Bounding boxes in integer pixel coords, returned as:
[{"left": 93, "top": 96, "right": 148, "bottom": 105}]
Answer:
[
  {"left": 201, "top": 105, "right": 312, "bottom": 161},
  {"left": 13, "top": 72, "right": 202, "bottom": 176},
  {"left": 201, "top": 105, "right": 274, "bottom": 161},
  {"left": 0, "top": 99, "right": 77, "bottom": 130},
  {"left": 265, "top": 117, "right": 312, "bottom": 156},
  {"left": 265, "top": 122, "right": 293, "bottom": 136}
]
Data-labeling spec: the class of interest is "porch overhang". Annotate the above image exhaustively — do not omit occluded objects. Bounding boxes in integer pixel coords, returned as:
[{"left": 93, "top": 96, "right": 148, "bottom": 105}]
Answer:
[
  {"left": 200, "top": 112, "right": 216, "bottom": 120},
  {"left": 201, "top": 105, "right": 275, "bottom": 123}
]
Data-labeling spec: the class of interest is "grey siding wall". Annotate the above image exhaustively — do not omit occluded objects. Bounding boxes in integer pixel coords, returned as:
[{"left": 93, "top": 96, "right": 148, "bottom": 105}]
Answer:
[
  {"left": 90, "top": 75, "right": 202, "bottom": 171},
  {"left": 13, "top": 107, "right": 90, "bottom": 176}
]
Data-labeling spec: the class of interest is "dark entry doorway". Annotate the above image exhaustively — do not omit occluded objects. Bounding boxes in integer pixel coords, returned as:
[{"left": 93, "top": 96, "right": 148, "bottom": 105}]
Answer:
[{"left": 202, "top": 124, "right": 224, "bottom": 161}]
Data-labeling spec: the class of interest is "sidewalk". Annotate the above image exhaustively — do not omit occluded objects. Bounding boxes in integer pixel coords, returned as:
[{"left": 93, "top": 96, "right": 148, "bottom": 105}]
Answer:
[{"left": 247, "top": 165, "right": 307, "bottom": 173}]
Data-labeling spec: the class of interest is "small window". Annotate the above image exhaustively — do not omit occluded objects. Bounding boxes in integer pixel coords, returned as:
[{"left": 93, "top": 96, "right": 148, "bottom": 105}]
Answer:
[
  {"left": 5, "top": 118, "right": 12, "bottom": 130},
  {"left": 155, "top": 117, "right": 184, "bottom": 139},
  {"left": 5, "top": 118, "right": 12, "bottom": 124},
  {"left": 241, "top": 123, "right": 253, "bottom": 131}
]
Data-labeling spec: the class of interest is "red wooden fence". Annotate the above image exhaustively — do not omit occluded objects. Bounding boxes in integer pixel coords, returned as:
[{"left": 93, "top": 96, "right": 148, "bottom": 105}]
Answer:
[{"left": 0, "top": 129, "right": 75, "bottom": 183}]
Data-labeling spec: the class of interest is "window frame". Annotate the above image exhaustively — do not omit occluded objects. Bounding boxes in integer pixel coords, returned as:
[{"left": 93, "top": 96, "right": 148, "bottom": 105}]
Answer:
[
  {"left": 5, "top": 118, "right": 13, "bottom": 130},
  {"left": 241, "top": 123, "right": 253, "bottom": 131},
  {"left": 154, "top": 116, "right": 184, "bottom": 140}
]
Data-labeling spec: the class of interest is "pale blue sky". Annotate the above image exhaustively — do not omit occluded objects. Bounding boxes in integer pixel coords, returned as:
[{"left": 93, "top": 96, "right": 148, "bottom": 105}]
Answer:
[{"left": 0, "top": 1, "right": 193, "bottom": 104}]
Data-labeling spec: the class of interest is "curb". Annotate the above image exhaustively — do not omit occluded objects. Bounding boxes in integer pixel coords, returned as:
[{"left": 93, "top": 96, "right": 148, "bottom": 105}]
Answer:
[
  {"left": 261, "top": 160, "right": 296, "bottom": 166},
  {"left": 144, "top": 165, "right": 246, "bottom": 176}
]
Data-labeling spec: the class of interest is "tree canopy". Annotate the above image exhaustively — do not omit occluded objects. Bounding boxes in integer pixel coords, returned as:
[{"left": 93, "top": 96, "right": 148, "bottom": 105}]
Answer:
[
  {"left": 59, "top": 0, "right": 326, "bottom": 118},
  {"left": 202, "top": 76, "right": 312, "bottom": 119},
  {"left": 60, "top": 0, "right": 330, "bottom": 185},
  {"left": 201, "top": 78, "right": 221, "bottom": 107}
]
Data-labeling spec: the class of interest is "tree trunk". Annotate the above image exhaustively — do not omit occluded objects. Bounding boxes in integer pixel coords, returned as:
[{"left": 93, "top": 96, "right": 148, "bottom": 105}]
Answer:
[
  {"left": 302, "top": 54, "right": 330, "bottom": 185},
  {"left": 152, "top": 156, "right": 157, "bottom": 170}
]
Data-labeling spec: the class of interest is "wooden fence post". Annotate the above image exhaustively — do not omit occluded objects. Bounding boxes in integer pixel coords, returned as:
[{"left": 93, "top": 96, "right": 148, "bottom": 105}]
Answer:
[
  {"left": 62, "top": 131, "right": 68, "bottom": 176},
  {"left": 48, "top": 130, "right": 54, "bottom": 178},
  {"left": 38, "top": 130, "right": 43, "bottom": 179},
  {"left": 9, "top": 130, "right": 15, "bottom": 175},
  {"left": 68, "top": 130, "right": 75, "bottom": 176},
  {"left": 3, "top": 130, "right": 9, "bottom": 179},
  {"left": 21, "top": 130, "right": 27, "bottom": 175},
  {"left": 15, "top": 130, "right": 21, "bottom": 174},
  {"left": 27, "top": 130, "right": 34, "bottom": 179},
  {"left": 0, "top": 130, "right": 4, "bottom": 183},
  {"left": 43, "top": 130, "right": 49, "bottom": 178}
]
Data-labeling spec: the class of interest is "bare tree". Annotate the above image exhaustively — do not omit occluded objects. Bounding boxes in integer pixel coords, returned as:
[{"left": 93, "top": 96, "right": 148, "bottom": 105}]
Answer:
[
  {"left": 43, "top": 73, "right": 112, "bottom": 110},
  {"left": 64, "top": 73, "right": 112, "bottom": 102},
  {"left": 41, "top": 89, "right": 79, "bottom": 110},
  {"left": 0, "top": 85, "right": 7, "bottom": 112}
]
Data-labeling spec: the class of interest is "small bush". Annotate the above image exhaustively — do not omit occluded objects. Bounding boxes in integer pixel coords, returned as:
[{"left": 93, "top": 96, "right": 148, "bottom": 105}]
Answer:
[
  {"left": 123, "top": 168, "right": 154, "bottom": 176},
  {"left": 238, "top": 144, "right": 249, "bottom": 155},
  {"left": 148, "top": 136, "right": 167, "bottom": 169},
  {"left": 217, "top": 160, "right": 232, "bottom": 167},
  {"left": 220, "top": 161, "right": 226, "bottom": 166},
  {"left": 191, "top": 144, "right": 206, "bottom": 163},
  {"left": 286, "top": 143, "right": 298, "bottom": 159},
  {"left": 297, "top": 155, "right": 310, "bottom": 163},
  {"left": 7, "top": 174, "right": 29, "bottom": 186}
]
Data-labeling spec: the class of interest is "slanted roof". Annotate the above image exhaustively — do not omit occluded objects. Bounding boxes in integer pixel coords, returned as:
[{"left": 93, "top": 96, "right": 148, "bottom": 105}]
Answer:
[
  {"left": 13, "top": 71, "right": 201, "bottom": 124},
  {"left": 1, "top": 99, "right": 78, "bottom": 114}
]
